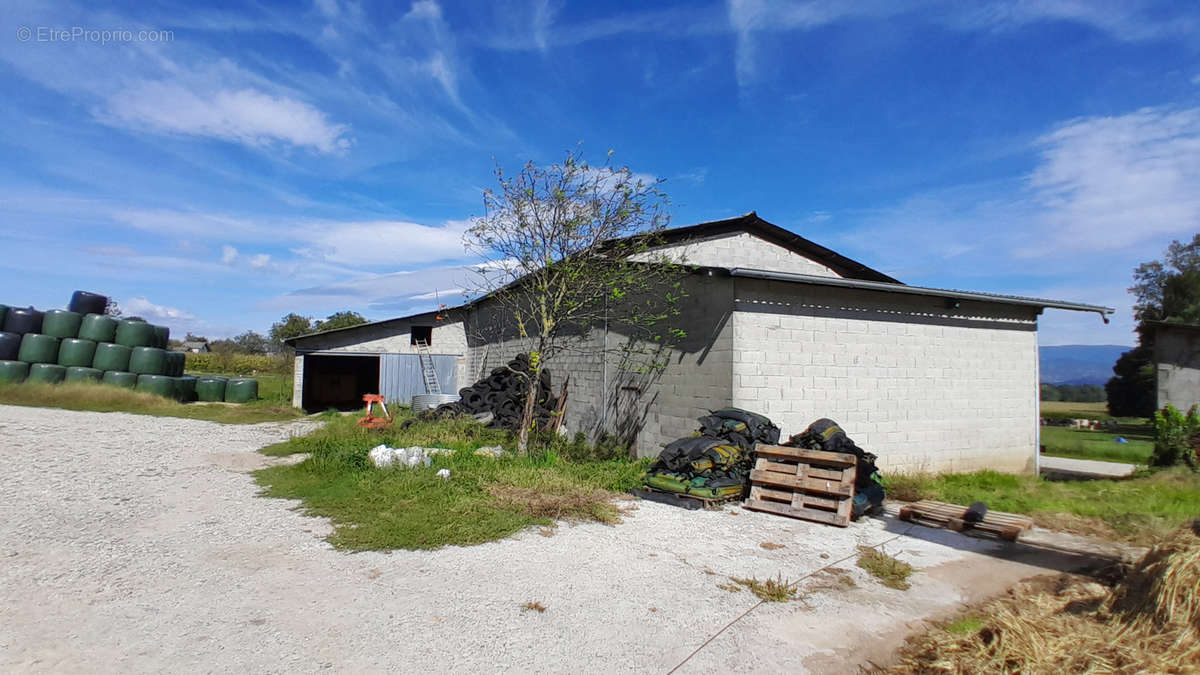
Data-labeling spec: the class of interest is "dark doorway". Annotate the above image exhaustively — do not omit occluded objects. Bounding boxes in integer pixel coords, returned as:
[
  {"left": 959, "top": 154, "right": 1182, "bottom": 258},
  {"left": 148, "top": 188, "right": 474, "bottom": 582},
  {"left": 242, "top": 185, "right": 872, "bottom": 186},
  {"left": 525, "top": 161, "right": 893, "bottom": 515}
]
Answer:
[
  {"left": 411, "top": 326, "right": 433, "bottom": 345},
  {"left": 302, "top": 354, "right": 380, "bottom": 412}
]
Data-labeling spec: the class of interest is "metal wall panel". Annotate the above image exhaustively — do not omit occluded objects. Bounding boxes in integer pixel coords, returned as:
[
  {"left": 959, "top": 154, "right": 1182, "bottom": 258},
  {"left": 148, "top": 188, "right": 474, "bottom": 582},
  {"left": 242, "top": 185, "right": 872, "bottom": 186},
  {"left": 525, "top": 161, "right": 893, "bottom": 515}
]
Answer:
[{"left": 379, "top": 353, "right": 459, "bottom": 404}]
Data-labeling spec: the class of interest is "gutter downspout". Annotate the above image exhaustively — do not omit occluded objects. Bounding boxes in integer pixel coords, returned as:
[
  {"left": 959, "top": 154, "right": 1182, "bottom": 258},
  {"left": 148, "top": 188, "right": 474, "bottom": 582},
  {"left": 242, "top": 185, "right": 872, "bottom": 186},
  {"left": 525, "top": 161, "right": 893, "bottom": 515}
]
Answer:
[
  {"left": 1034, "top": 328, "right": 1041, "bottom": 477},
  {"left": 601, "top": 294, "right": 609, "bottom": 429}
]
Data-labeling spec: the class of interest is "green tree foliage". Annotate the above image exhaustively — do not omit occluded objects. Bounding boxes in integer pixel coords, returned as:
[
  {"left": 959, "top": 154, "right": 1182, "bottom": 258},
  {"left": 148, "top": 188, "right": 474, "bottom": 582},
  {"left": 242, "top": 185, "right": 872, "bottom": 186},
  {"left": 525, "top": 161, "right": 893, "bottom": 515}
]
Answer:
[
  {"left": 269, "top": 313, "right": 316, "bottom": 352},
  {"left": 1109, "top": 235, "right": 1200, "bottom": 417},
  {"left": 232, "top": 330, "right": 271, "bottom": 355},
  {"left": 1040, "top": 383, "right": 1105, "bottom": 402},
  {"left": 464, "top": 148, "right": 684, "bottom": 453},
  {"left": 315, "top": 311, "right": 368, "bottom": 332}
]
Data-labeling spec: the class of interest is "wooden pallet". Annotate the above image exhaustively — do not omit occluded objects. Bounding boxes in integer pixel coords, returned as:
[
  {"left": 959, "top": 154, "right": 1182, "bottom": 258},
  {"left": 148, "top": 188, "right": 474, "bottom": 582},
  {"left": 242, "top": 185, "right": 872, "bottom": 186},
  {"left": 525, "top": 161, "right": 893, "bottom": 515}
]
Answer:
[
  {"left": 744, "top": 445, "right": 857, "bottom": 527},
  {"left": 898, "top": 500, "right": 1034, "bottom": 541}
]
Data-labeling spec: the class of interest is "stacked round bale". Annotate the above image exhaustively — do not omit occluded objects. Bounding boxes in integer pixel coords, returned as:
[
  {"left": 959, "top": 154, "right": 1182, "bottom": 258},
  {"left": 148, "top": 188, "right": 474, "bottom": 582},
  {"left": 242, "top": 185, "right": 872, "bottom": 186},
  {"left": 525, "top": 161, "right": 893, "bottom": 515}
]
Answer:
[
  {"left": 0, "top": 290, "right": 257, "bottom": 403},
  {"left": 431, "top": 353, "right": 559, "bottom": 431}
]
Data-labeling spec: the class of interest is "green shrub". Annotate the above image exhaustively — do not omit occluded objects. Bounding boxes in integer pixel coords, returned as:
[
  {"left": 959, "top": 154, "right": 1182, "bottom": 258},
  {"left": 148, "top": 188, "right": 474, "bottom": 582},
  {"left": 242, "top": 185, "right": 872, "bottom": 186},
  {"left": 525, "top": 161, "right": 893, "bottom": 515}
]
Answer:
[
  {"left": 1152, "top": 405, "right": 1200, "bottom": 470},
  {"left": 186, "top": 352, "right": 290, "bottom": 375}
]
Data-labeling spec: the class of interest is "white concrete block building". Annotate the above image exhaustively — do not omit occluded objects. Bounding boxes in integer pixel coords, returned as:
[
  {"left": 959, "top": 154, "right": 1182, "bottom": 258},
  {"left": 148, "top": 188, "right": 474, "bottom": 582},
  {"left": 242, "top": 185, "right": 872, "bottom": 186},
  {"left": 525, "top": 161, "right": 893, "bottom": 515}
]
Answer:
[{"left": 287, "top": 213, "right": 1112, "bottom": 474}]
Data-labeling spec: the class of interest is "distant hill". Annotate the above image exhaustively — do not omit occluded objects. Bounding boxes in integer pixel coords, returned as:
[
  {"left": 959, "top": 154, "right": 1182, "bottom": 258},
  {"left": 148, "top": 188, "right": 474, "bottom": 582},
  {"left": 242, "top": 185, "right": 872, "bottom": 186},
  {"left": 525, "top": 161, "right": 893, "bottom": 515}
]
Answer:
[{"left": 1039, "top": 345, "right": 1132, "bottom": 386}]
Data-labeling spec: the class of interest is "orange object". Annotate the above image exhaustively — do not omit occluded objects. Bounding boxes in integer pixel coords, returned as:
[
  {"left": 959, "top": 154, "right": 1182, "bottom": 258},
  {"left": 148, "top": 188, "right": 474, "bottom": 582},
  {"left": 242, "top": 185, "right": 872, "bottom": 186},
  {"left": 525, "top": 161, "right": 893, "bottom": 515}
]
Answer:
[{"left": 357, "top": 394, "right": 392, "bottom": 429}]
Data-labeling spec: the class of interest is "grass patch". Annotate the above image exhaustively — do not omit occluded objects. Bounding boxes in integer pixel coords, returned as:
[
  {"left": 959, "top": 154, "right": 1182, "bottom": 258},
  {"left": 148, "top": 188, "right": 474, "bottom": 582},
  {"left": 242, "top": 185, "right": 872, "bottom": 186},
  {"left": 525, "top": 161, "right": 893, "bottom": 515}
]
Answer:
[
  {"left": 254, "top": 414, "right": 649, "bottom": 550},
  {"left": 857, "top": 547, "right": 914, "bottom": 590},
  {"left": 918, "top": 468, "right": 1200, "bottom": 546},
  {"left": 728, "top": 574, "right": 798, "bottom": 602},
  {"left": 882, "top": 472, "right": 935, "bottom": 502},
  {"left": 1040, "top": 426, "right": 1153, "bottom": 464},
  {"left": 0, "top": 380, "right": 304, "bottom": 424},
  {"left": 942, "top": 613, "right": 987, "bottom": 635}
]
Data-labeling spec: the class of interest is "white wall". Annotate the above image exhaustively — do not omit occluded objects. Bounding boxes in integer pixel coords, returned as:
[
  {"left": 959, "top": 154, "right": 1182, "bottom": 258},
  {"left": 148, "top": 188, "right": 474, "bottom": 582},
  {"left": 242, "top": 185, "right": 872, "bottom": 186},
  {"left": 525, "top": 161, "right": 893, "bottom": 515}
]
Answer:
[
  {"left": 729, "top": 278, "right": 1041, "bottom": 474},
  {"left": 634, "top": 232, "right": 842, "bottom": 277}
]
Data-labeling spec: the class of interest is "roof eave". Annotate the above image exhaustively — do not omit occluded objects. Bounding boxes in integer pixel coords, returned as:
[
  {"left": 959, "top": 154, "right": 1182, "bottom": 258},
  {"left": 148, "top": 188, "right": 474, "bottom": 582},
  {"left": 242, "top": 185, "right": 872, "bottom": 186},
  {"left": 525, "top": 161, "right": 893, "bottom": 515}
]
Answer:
[{"left": 727, "top": 268, "right": 1114, "bottom": 317}]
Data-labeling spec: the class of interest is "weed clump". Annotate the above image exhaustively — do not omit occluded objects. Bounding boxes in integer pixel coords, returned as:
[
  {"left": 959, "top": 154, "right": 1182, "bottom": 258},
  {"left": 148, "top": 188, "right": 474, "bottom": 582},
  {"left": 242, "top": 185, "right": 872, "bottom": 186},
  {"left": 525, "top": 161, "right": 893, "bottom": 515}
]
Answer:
[
  {"left": 857, "top": 547, "right": 914, "bottom": 590},
  {"left": 728, "top": 575, "right": 797, "bottom": 602}
]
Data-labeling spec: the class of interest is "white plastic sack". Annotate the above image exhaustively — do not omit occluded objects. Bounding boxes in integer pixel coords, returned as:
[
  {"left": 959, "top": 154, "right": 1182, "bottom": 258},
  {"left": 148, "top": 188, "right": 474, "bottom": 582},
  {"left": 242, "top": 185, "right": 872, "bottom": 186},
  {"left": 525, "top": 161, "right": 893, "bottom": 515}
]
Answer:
[{"left": 368, "top": 444, "right": 448, "bottom": 469}]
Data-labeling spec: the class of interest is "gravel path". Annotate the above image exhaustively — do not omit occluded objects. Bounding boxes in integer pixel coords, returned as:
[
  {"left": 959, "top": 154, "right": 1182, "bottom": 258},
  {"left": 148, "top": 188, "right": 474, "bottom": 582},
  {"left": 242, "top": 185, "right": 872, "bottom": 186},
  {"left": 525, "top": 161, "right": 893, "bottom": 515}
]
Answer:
[{"left": 0, "top": 405, "right": 1118, "bottom": 673}]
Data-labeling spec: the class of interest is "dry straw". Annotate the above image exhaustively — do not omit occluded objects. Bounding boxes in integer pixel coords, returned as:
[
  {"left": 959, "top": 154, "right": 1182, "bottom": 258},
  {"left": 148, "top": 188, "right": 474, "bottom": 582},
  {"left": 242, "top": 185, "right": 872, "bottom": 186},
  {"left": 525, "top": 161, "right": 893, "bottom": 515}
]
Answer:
[{"left": 887, "top": 520, "right": 1200, "bottom": 673}]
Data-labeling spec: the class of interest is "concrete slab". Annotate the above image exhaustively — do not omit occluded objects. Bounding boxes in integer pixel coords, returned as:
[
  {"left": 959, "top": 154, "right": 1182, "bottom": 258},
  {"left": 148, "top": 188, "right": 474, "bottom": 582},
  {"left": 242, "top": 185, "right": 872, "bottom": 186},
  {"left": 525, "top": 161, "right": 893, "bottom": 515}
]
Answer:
[{"left": 1040, "top": 455, "right": 1139, "bottom": 479}]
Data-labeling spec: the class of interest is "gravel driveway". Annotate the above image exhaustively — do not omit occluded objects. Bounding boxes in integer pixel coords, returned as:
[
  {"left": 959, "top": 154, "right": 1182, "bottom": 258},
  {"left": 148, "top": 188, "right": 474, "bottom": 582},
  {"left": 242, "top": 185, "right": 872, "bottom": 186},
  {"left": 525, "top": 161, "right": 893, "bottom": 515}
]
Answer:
[{"left": 0, "top": 405, "right": 1117, "bottom": 673}]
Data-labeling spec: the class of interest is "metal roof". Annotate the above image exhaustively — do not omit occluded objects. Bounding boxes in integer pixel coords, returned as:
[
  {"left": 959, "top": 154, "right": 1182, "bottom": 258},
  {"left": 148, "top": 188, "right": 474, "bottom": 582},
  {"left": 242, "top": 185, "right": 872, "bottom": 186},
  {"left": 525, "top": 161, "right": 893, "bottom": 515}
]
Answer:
[{"left": 728, "top": 268, "right": 1114, "bottom": 318}]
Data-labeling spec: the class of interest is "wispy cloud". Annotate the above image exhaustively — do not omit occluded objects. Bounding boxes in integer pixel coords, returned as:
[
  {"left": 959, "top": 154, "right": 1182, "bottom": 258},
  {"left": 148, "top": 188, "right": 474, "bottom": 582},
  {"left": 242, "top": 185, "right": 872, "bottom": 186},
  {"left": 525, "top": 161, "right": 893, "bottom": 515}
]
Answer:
[
  {"left": 725, "top": 0, "right": 1200, "bottom": 87},
  {"left": 103, "top": 81, "right": 353, "bottom": 154},
  {"left": 121, "top": 296, "right": 195, "bottom": 321},
  {"left": 1026, "top": 106, "right": 1200, "bottom": 255}
]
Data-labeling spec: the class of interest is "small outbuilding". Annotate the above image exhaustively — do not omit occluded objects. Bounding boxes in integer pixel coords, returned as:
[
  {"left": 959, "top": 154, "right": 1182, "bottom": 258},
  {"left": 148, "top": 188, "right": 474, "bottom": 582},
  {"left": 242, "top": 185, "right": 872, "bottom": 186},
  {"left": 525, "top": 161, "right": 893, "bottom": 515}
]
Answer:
[
  {"left": 1151, "top": 321, "right": 1200, "bottom": 411},
  {"left": 287, "top": 213, "right": 1112, "bottom": 474}
]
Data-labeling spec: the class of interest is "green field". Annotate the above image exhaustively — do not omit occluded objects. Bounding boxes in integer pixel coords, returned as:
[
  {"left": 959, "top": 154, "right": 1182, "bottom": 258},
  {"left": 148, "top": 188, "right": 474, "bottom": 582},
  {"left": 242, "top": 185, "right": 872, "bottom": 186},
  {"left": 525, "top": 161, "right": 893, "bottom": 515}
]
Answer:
[
  {"left": 1040, "top": 400, "right": 1110, "bottom": 417},
  {"left": 1040, "top": 426, "right": 1153, "bottom": 464}
]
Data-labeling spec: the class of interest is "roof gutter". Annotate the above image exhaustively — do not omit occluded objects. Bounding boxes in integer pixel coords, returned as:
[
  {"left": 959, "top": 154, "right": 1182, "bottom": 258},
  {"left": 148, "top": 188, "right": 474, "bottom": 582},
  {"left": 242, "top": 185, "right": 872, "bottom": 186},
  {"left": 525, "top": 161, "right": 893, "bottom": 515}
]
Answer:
[{"left": 727, "top": 268, "right": 1114, "bottom": 322}]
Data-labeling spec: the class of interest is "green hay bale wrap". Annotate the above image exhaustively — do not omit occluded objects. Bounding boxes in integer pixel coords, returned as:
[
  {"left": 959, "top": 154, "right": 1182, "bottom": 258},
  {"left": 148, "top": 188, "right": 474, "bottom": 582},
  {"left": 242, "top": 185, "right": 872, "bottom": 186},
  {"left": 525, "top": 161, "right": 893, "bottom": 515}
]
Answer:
[
  {"left": 78, "top": 314, "right": 118, "bottom": 342},
  {"left": 151, "top": 325, "right": 170, "bottom": 349},
  {"left": 165, "top": 351, "right": 186, "bottom": 377},
  {"left": 64, "top": 366, "right": 103, "bottom": 383},
  {"left": 225, "top": 378, "right": 259, "bottom": 403},
  {"left": 0, "top": 305, "right": 8, "bottom": 328},
  {"left": 41, "top": 309, "right": 82, "bottom": 338},
  {"left": 18, "top": 333, "right": 60, "bottom": 364},
  {"left": 92, "top": 342, "right": 132, "bottom": 371},
  {"left": 114, "top": 319, "right": 155, "bottom": 348},
  {"left": 136, "top": 374, "right": 175, "bottom": 398},
  {"left": 57, "top": 338, "right": 97, "bottom": 367},
  {"left": 128, "top": 347, "right": 167, "bottom": 375},
  {"left": 68, "top": 291, "right": 108, "bottom": 315},
  {"left": 3, "top": 307, "right": 43, "bottom": 335},
  {"left": 196, "top": 376, "right": 228, "bottom": 402},
  {"left": 175, "top": 375, "right": 197, "bottom": 402},
  {"left": 101, "top": 371, "right": 138, "bottom": 389},
  {"left": 27, "top": 363, "right": 66, "bottom": 384},
  {"left": 0, "top": 332, "right": 19, "bottom": 361},
  {"left": 0, "top": 360, "right": 29, "bottom": 383}
]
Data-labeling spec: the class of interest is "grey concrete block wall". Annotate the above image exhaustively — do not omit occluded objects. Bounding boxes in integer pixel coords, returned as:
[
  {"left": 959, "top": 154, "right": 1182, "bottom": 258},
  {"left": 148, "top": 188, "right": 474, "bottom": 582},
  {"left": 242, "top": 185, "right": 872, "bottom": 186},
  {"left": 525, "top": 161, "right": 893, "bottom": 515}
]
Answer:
[
  {"left": 292, "top": 355, "right": 304, "bottom": 407},
  {"left": 730, "top": 278, "right": 1041, "bottom": 474},
  {"left": 1155, "top": 324, "right": 1200, "bottom": 410},
  {"left": 635, "top": 232, "right": 841, "bottom": 277}
]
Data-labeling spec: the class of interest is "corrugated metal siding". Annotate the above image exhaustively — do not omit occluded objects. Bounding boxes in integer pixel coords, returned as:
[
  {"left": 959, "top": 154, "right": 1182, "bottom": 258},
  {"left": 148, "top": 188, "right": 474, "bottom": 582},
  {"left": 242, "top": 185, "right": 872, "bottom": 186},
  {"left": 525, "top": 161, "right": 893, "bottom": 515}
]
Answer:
[{"left": 379, "top": 354, "right": 459, "bottom": 404}]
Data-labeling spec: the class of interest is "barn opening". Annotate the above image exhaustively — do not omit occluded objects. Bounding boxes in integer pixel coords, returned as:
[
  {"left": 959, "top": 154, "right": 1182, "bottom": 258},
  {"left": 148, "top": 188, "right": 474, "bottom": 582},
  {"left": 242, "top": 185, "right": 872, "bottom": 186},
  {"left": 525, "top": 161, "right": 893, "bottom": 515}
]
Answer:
[
  {"left": 302, "top": 354, "right": 380, "bottom": 411},
  {"left": 411, "top": 325, "right": 433, "bottom": 345}
]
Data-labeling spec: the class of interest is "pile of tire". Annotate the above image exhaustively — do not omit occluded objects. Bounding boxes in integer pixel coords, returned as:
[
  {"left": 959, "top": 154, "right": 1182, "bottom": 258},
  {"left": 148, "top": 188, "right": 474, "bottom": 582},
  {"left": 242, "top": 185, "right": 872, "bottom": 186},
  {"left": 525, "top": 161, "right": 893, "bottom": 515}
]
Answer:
[
  {"left": 0, "top": 290, "right": 258, "bottom": 404},
  {"left": 429, "top": 353, "right": 559, "bottom": 431}
]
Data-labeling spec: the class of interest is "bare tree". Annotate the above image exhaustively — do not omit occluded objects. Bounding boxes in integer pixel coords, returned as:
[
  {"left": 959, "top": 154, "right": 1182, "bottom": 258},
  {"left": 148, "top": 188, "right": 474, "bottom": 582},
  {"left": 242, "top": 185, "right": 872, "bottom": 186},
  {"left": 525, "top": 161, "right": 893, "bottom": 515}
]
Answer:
[{"left": 465, "top": 148, "right": 687, "bottom": 453}]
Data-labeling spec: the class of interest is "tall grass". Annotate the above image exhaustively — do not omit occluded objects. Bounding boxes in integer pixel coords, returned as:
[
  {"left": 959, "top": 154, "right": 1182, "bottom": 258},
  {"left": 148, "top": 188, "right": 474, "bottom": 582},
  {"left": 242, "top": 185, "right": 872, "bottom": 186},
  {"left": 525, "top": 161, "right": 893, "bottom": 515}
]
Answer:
[
  {"left": 254, "top": 414, "right": 649, "bottom": 550},
  {"left": 884, "top": 468, "right": 1200, "bottom": 545},
  {"left": 0, "top": 381, "right": 303, "bottom": 424}
]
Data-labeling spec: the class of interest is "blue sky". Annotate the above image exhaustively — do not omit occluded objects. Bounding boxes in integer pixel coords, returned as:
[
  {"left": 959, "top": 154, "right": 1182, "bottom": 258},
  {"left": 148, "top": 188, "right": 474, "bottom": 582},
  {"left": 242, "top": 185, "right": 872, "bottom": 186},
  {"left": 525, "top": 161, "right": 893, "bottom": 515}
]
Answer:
[{"left": 2, "top": 0, "right": 1199, "bottom": 345}]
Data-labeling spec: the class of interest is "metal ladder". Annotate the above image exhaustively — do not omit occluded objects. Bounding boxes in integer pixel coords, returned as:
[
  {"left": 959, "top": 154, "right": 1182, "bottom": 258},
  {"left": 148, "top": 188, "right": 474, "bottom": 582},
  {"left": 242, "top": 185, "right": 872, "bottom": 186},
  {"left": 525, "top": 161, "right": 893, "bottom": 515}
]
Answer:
[{"left": 414, "top": 339, "right": 441, "bottom": 394}]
